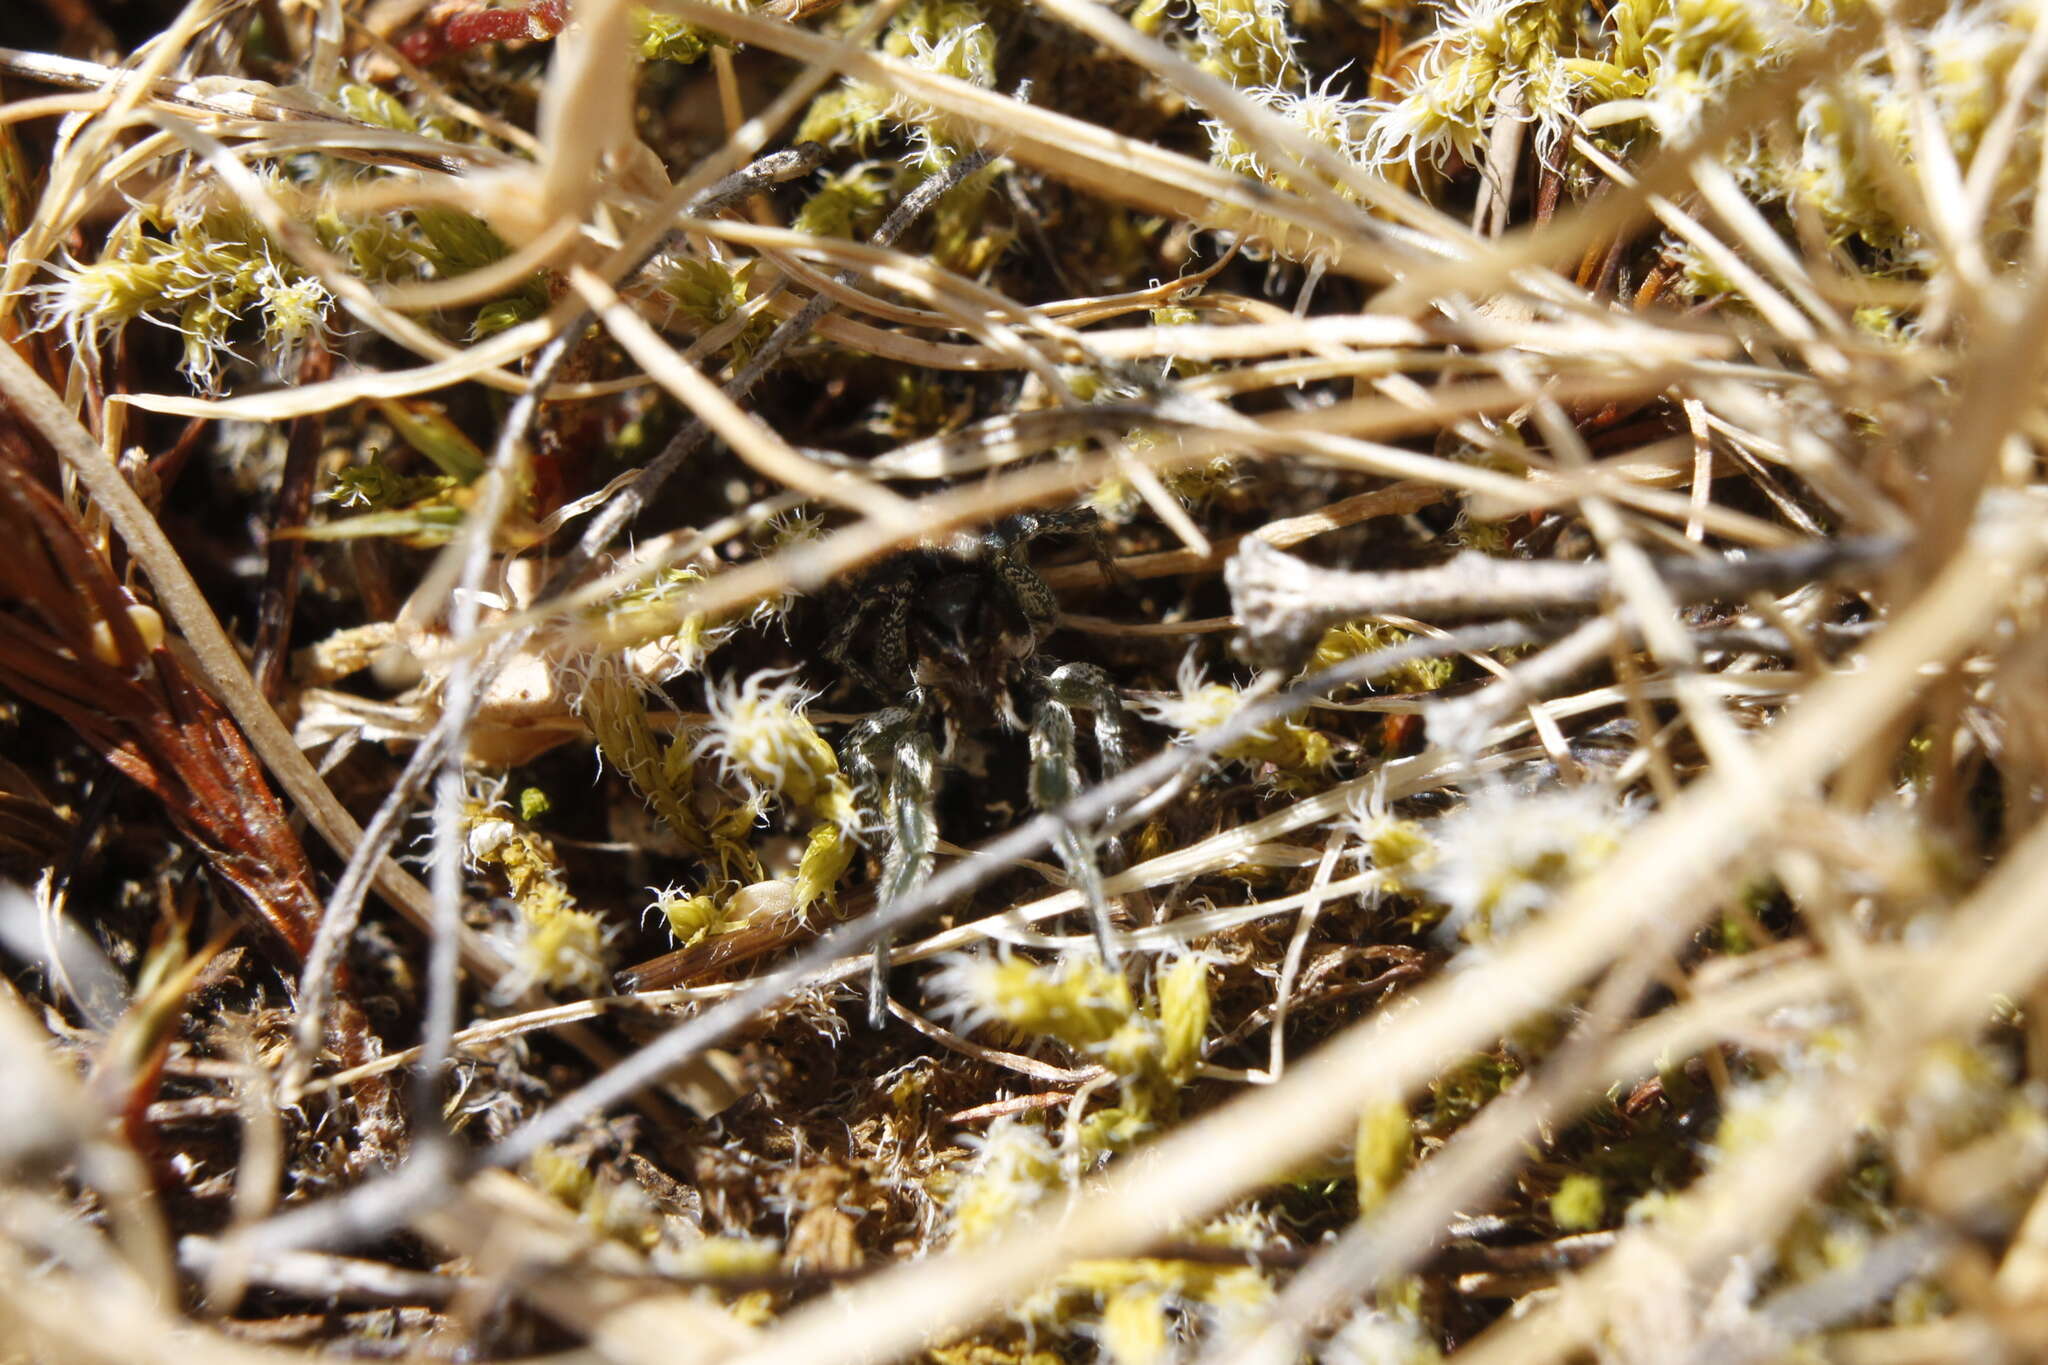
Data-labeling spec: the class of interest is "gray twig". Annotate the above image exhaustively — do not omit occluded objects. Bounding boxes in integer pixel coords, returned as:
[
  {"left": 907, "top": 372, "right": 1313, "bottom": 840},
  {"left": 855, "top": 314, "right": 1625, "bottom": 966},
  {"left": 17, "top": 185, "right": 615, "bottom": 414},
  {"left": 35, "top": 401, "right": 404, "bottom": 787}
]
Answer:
[{"left": 1227, "top": 534, "right": 1903, "bottom": 667}]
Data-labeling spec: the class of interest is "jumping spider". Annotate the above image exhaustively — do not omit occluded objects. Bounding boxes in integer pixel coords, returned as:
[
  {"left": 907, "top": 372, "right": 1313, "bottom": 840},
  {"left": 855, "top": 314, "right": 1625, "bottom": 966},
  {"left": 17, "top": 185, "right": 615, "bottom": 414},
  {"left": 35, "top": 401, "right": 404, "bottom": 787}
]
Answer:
[{"left": 823, "top": 508, "right": 1136, "bottom": 1023}]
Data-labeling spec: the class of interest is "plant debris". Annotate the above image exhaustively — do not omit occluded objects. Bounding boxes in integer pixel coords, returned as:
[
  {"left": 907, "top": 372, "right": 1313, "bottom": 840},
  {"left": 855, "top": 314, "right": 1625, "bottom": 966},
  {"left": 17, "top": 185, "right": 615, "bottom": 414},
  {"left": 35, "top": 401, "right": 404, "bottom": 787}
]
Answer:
[{"left": 2, "top": 0, "right": 2047, "bottom": 1361}]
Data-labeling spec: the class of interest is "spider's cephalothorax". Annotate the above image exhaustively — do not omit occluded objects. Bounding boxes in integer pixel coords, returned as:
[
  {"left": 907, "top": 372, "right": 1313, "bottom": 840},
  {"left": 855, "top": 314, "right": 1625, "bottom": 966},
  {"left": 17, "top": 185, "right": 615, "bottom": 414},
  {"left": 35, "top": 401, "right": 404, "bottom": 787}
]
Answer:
[
  {"left": 824, "top": 510, "right": 1134, "bottom": 1022},
  {"left": 825, "top": 510, "right": 1074, "bottom": 731}
]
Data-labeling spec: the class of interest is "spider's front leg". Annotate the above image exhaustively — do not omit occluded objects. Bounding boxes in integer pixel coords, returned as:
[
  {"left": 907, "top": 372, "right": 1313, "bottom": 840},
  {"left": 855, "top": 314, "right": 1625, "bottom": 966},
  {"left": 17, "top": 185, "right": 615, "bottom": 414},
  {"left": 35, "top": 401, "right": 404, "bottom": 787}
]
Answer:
[
  {"left": 823, "top": 563, "right": 916, "bottom": 702},
  {"left": 844, "top": 698, "right": 939, "bottom": 1027},
  {"left": 992, "top": 506, "right": 1132, "bottom": 608},
  {"left": 1028, "top": 662, "right": 1135, "bottom": 964}
]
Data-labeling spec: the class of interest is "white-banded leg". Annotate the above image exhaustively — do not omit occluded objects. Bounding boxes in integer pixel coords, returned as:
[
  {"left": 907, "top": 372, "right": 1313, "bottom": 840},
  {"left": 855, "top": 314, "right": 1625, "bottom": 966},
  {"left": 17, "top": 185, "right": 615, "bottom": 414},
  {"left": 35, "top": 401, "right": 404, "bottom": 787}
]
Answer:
[
  {"left": 845, "top": 700, "right": 939, "bottom": 1027},
  {"left": 1029, "top": 681, "right": 1121, "bottom": 964},
  {"left": 1044, "top": 662, "right": 1133, "bottom": 782}
]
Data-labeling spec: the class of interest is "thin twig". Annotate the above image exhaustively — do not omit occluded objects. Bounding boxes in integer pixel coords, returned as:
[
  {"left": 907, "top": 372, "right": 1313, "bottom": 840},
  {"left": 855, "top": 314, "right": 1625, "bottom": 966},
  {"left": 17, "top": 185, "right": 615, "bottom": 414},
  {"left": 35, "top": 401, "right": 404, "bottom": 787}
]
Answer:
[{"left": 1227, "top": 533, "right": 1903, "bottom": 666}]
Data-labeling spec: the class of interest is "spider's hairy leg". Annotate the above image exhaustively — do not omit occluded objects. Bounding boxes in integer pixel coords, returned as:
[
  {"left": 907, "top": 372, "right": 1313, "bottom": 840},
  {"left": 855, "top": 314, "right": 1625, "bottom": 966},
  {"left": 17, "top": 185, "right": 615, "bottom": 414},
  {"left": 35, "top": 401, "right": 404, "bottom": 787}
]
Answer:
[
  {"left": 876, "top": 723, "right": 939, "bottom": 1027},
  {"left": 989, "top": 535, "right": 1061, "bottom": 642},
  {"left": 1042, "top": 661, "right": 1137, "bottom": 865},
  {"left": 823, "top": 563, "right": 916, "bottom": 700},
  {"left": 844, "top": 701, "right": 939, "bottom": 1027},
  {"left": 997, "top": 506, "right": 1100, "bottom": 544},
  {"left": 988, "top": 506, "right": 1110, "bottom": 641},
  {"left": 1029, "top": 690, "right": 1121, "bottom": 966},
  {"left": 1043, "top": 661, "right": 1133, "bottom": 779},
  {"left": 998, "top": 505, "right": 1131, "bottom": 598}
]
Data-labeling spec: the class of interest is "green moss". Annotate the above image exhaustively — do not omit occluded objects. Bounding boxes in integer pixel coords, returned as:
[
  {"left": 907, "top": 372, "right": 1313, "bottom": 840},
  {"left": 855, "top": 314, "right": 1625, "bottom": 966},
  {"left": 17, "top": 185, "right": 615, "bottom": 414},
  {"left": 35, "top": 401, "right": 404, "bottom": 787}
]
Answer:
[{"left": 1549, "top": 1173, "right": 1606, "bottom": 1231}]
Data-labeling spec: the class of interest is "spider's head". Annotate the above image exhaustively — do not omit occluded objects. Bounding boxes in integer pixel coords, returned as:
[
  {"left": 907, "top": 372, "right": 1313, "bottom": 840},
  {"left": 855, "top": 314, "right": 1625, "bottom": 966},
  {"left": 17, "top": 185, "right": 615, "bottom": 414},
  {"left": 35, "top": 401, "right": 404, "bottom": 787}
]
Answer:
[
  {"left": 824, "top": 517, "right": 1071, "bottom": 728},
  {"left": 919, "top": 570, "right": 988, "bottom": 666},
  {"left": 909, "top": 567, "right": 1039, "bottom": 725}
]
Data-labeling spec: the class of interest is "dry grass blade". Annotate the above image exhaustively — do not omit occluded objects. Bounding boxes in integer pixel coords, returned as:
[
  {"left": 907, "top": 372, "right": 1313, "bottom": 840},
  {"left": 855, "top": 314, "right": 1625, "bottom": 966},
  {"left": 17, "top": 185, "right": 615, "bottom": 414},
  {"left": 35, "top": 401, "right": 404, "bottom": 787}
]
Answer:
[{"left": 3, "top": 0, "right": 2046, "bottom": 1359}]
